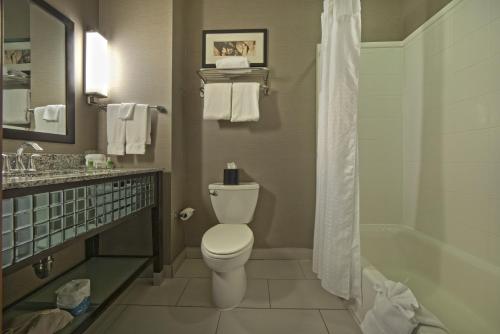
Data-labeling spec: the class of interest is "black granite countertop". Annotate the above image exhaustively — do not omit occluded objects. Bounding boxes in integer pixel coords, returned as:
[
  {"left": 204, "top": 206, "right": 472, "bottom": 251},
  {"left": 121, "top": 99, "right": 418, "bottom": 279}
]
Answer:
[{"left": 2, "top": 168, "right": 164, "bottom": 190}]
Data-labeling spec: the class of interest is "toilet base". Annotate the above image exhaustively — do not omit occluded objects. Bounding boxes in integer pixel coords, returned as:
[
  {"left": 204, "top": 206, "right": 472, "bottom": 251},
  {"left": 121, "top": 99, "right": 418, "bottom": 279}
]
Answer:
[{"left": 212, "top": 266, "right": 247, "bottom": 310}]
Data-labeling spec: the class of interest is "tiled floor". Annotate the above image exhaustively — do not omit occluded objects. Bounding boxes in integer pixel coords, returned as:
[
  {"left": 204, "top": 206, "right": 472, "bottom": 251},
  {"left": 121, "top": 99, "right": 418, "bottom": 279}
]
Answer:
[{"left": 85, "top": 259, "right": 362, "bottom": 334}]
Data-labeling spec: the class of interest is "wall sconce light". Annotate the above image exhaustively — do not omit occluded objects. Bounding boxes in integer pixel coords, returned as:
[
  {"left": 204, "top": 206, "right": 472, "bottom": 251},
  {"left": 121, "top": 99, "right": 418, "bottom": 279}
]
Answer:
[{"left": 85, "top": 31, "right": 109, "bottom": 105}]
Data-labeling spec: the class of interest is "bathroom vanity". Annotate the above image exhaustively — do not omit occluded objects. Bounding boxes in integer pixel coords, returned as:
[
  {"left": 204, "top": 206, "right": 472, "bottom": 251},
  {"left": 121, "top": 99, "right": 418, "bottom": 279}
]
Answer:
[{"left": 1, "top": 167, "right": 164, "bottom": 333}]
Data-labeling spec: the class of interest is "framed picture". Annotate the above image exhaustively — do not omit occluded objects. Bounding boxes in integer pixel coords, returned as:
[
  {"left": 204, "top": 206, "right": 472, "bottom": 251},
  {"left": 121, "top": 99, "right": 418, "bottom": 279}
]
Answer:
[
  {"left": 202, "top": 29, "right": 268, "bottom": 68},
  {"left": 4, "top": 41, "right": 31, "bottom": 72}
]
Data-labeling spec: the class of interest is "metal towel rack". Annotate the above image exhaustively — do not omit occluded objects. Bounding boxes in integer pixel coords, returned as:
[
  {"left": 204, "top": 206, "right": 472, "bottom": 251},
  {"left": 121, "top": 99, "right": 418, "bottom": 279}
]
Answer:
[
  {"left": 86, "top": 96, "right": 168, "bottom": 113},
  {"left": 197, "top": 67, "right": 270, "bottom": 98}
]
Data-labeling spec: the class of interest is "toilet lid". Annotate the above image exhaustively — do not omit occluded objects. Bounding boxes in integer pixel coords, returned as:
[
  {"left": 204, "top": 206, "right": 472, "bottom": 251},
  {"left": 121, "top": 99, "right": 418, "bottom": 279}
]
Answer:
[{"left": 202, "top": 224, "right": 253, "bottom": 255}]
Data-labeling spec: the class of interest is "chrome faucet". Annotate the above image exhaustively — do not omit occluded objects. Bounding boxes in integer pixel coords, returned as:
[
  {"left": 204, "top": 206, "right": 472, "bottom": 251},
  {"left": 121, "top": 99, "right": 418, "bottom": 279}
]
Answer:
[{"left": 16, "top": 142, "right": 43, "bottom": 171}]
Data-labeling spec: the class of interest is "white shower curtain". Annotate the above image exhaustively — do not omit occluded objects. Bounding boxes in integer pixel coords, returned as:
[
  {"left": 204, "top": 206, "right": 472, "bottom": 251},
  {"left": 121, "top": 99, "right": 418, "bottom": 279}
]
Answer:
[{"left": 313, "top": 0, "right": 362, "bottom": 301}]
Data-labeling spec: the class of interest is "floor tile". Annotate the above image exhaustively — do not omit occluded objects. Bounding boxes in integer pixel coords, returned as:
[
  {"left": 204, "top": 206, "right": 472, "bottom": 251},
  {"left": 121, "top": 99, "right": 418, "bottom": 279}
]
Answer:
[
  {"left": 269, "top": 280, "right": 346, "bottom": 309},
  {"left": 177, "top": 278, "right": 213, "bottom": 307},
  {"left": 298, "top": 259, "right": 318, "bottom": 279},
  {"left": 320, "top": 310, "right": 362, "bottom": 334},
  {"left": 175, "top": 259, "right": 211, "bottom": 278},
  {"left": 177, "top": 278, "right": 271, "bottom": 309},
  {"left": 104, "top": 306, "right": 220, "bottom": 334},
  {"left": 239, "top": 279, "right": 270, "bottom": 308},
  {"left": 118, "top": 278, "right": 188, "bottom": 305},
  {"left": 84, "top": 304, "right": 127, "bottom": 334},
  {"left": 246, "top": 260, "right": 305, "bottom": 279},
  {"left": 217, "top": 308, "right": 328, "bottom": 334}
]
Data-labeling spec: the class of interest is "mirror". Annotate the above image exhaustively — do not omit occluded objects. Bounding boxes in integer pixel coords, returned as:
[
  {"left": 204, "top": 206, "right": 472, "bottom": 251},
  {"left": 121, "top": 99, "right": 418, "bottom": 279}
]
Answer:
[{"left": 2, "top": 0, "right": 75, "bottom": 143}]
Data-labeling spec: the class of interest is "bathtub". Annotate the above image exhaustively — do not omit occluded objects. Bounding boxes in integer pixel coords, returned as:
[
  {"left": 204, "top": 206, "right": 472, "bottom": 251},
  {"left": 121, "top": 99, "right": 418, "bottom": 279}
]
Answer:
[{"left": 351, "top": 224, "right": 500, "bottom": 334}]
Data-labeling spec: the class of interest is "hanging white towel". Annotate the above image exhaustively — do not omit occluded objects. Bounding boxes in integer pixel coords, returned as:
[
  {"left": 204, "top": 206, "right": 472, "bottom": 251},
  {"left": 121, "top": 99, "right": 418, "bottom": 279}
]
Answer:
[
  {"left": 34, "top": 106, "right": 66, "bottom": 135},
  {"left": 361, "top": 281, "right": 419, "bottom": 334},
  {"left": 125, "top": 104, "right": 151, "bottom": 155},
  {"left": 118, "top": 103, "right": 136, "bottom": 120},
  {"left": 216, "top": 56, "right": 250, "bottom": 69},
  {"left": 3, "top": 89, "right": 31, "bottom": 125},
  {"left": 203, "top": 83, "right": 232, "bottom": 120},
  {"left": 43, "top": 105, "right": 65, "bottom": 122},
  {"left": 231, "top": 82, "right": 260, "bottom": 122},
  {"left": 107, "top": 104, "right": 126, "bottom": 156}
]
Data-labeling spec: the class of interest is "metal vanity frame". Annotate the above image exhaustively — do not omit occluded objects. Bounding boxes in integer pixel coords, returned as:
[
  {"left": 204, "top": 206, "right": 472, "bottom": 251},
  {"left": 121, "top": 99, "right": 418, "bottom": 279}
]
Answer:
[{"left": 1, "top": 170, "right": 163, "bottom": 333}]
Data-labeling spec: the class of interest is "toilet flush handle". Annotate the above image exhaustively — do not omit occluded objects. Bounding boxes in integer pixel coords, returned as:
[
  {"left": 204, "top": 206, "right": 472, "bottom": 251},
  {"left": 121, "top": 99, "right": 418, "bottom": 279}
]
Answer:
[{"left": 209, "top": 190, "right": 218, "bottom": 197}]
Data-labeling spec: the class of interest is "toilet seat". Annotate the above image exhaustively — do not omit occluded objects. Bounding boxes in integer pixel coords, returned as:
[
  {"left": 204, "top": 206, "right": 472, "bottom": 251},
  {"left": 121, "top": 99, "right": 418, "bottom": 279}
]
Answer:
[{"left": 202, "top": 224, "right": 253, "bottom": 257}]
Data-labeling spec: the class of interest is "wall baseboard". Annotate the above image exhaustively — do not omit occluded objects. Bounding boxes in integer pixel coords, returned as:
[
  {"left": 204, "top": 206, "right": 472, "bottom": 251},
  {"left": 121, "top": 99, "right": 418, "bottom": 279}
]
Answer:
[{"left": 184, "top": 247, "right": 313, "bottom": 260}]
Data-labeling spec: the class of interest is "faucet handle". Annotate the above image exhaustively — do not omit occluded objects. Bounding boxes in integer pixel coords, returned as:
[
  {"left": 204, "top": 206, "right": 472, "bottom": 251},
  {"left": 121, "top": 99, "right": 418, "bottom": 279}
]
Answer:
[
  {"left": 28, "top": 154, "right": 42, "bottom": 172},
  {"left": 2, "top": 154, "right": 12, "bottom": 174}
]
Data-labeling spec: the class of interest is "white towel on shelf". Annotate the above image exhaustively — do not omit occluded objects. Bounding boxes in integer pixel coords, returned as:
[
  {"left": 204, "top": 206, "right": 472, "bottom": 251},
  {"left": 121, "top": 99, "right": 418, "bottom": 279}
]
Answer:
[
  {"left": 118, "top": 103, "right": 136, "bottom": 120},
  {"left": 231, "top": 82, "right": 260, "bottom": 122},
  {"left": 203, "top": 83, "right": 232, "bottom": 120},
  {"left": 3, "top": 89, "right": 31, "bottom": 125},
  {"left": 34, "top": 106, "right": 66, "bottom": 135},
  {"left": 125, "top": 104, "right": 151, "bottom": 155},
  {"left": 42, "top": 105, "right": 65, "bottom": 122},
  {"left": 107, "top": 104, "right": 126, "bottom": 155},
  {"left": 361, "top": 281, "right": 419, "bottom": 334},
  {"left": 216, "top": 56, "right": 250, "bottom": 69}
]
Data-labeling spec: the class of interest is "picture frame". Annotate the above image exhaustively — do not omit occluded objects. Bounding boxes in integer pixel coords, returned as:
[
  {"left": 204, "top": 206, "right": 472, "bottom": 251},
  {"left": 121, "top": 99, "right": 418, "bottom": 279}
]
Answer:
[
  {"left": 202, "top": 29, "right": 268, "bottom": 68},
  {"left": 4, "top": 40, "right": 31, "bottom": 72}
]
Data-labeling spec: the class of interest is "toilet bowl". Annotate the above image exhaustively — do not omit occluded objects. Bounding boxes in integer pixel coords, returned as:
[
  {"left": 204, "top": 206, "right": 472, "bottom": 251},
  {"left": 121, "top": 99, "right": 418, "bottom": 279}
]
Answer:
[{"left": 201, "top": 182, "right": 259, "bottom": 310}]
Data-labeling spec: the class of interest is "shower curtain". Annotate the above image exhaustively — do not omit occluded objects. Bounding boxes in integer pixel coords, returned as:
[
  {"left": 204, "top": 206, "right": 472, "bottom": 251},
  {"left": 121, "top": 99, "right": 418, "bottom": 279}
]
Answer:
[{"left": 313, "top": 0, "right": 362, "bottom": 301}]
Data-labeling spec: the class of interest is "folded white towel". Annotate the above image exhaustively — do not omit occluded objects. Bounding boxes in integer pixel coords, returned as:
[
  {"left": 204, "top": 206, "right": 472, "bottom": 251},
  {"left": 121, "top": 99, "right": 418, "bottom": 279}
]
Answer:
[
  {"left": 203, "top": 83, "right": 232, "bottom": 120},
  {"left": 34, "top": 106, "right": 66, "bottom": 135},
  {"left": 118, "top": 103, "right": 136, "bottom": 120},
  {"left": 125, "top": 104, "right": 150, "bottom": 155},
  {"left": 216, "top": 56, "right": 250, "bottom": 69},
  {"left": 361, "top": 281, "right": 419, "bottom": 334},
  {"left": 3, "top": 89, "right": 31, "bottom": 125},
  {"left": 107, "top": 104, "right": 126, "bottom": 155},
  {"left": 43, "top": 105, "right": 65, "bottom": 122},
  {"left": 231, "top": 82, "right": 260, "bottom": 122}
]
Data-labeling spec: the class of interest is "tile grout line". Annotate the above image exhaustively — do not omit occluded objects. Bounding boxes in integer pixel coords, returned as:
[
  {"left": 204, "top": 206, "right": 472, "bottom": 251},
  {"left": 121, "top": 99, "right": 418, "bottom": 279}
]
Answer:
[
  {"left": 266, "top": 279, "right": 272, "bottom": 309},
  {"left": 318, "top": 309, "right": 331, "bottom": 334},
  {"left": 214, "top": 311, "right": 222, "bottom": 334},
  {"left": 175, "top": 278, "right": 191, "bottom": 306}
]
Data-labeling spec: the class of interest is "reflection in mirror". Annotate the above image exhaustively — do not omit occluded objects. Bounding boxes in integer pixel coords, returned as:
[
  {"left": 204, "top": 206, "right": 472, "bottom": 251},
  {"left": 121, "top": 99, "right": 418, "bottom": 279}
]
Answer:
[{"left": 3, "top": 0, "right": 67, "bottom": 136}]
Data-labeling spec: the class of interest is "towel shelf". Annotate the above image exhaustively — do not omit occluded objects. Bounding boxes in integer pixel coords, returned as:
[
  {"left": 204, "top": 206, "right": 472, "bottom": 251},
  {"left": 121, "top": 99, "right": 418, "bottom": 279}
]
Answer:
[{"left": 197, "top": 67, "right": 270, "bottom": 97}]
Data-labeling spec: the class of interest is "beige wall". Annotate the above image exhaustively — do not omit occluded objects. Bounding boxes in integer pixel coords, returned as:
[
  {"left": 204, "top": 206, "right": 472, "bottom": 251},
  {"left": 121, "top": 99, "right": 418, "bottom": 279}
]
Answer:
[
  {"left": 97, "top": 0, "right": 178, "bottom": 262},
  {"left": 3, "top": 0, "right": 99, "bottom": 153},
  {"left": 362, "top": 0, "right": 404, "bottom": 41},
  {"left": 4, "top": 0, "right": 29, "bottom": 40},
  {"left": 181, "top": 0, "right": 322, "bottom": 248},
  {"left": 402, "top": 0, "right": 452, "bottom": 38}
]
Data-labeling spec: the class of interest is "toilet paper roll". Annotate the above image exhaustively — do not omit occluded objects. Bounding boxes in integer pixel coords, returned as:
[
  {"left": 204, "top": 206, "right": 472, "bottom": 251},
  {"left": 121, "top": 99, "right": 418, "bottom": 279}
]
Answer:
[{"left": 179, "top": 208, "right": 195, "bottom": 221}]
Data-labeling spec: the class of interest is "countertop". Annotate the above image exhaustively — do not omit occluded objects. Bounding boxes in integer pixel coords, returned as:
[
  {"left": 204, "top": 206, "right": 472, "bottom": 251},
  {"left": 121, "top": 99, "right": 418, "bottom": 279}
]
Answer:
[{"left": 2, "top": 168, "right": 164, "bottom": 191}]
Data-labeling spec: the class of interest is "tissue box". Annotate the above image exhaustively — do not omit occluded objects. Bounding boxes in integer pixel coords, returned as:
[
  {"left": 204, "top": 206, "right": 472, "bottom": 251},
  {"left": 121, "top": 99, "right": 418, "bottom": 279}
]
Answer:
[{"left": 224, "top": 169, "right": 239, "bottom": 185}]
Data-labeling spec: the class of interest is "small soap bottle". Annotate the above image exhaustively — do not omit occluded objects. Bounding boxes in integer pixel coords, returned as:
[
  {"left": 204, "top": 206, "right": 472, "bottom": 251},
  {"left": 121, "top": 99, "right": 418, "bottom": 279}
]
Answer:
[{"left": 106, "top": 157, "right": 114, "bottom": 169}]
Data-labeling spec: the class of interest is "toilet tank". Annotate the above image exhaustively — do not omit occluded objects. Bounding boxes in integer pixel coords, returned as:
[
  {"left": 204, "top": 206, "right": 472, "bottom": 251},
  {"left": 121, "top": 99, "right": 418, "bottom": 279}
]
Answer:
[{"left": 209, "top": 183, "right": 260, "bottom": 224}]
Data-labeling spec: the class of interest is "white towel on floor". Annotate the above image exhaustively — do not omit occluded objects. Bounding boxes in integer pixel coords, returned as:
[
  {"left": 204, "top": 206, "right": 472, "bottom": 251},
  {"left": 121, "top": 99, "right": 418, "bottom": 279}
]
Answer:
[
  {"left": 118, "top": 103, "right": 136, "bottom": 120},
  {"left": 203, "top": 83, "right": 232, "bottom": 120},
  {"left": 34, "top": 106, "right": 66, "bottom": 135},
  {"left": 42, "top": 105, "right": 64, "bottom": 121},
  {"left": 216, "top": 56, "right": 250, "bottom": 69},
  {"left": 107, "top": 104, "right": 126, "bottom": 155},
  {"left": 231, "top": 82, "right": 260, "bottom": 122},
  {"left": 361, "top": 281, "right": 419, "bottom": 334},
  {"left": 125, "top": 104, "right": 151, "bottom": 155},
  {"left": 3, "top": 89, "right": 31, "bottom": 125}
]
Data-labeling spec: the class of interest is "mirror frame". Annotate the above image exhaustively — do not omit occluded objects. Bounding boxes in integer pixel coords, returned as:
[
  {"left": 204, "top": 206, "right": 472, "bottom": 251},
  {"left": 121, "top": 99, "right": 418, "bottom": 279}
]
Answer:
[{"left": 2, "top": 0, "right": 75, "bottom": 143}]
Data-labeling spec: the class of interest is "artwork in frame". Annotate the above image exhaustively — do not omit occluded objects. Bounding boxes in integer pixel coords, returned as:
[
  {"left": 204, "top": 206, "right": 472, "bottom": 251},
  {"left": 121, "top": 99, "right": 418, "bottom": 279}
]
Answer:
[
  {"left": 202, "top": 29, "right": 268, "bottom": 68},
  {"left": 4, "top": 40, "right": 31, "bottom": 73}
]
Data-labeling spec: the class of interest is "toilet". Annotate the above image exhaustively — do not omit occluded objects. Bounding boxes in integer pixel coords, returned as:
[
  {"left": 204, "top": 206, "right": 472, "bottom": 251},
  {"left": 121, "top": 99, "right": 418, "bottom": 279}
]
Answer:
[{"left": 201, "top": 182, "right": 259, "bottom": 310}]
